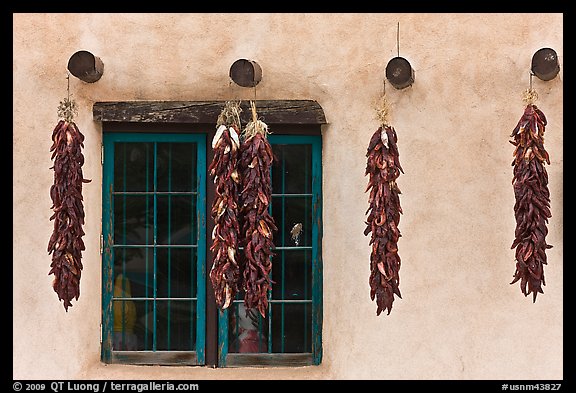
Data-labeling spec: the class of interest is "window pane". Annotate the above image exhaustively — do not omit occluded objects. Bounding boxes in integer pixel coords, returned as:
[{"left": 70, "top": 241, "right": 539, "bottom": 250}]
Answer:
[
  {"left": 271, "top": 249, "right": 312, "bottom": 301},
  {"left": 225, "top": 139, "right": 319, "bottom": 360},
  {"left": 113, "top": 248, "right": 153, "bottom": 298},
  {"left": 114, "top": 195, "right": 153, "bottom": 245},
  {"left": 157, "top": 142, "right": 198, "bottom": 192},
  {"left": 114, "top": 142, "right": 153, "bottom": 192},
  {"left": 113, "top": 300, "right": 197, "bottom": 352},
  {"left": 157, "top": 195, "right": 196, "bottom": 245},
  {"left": 271, "top": 144, "right": 312, "bottom": 194},
  {"left": 155, "top": 300, "right": 197, "bottom": 351},
  {"left": 112, "top": 299, "right": 149, "bottom": 351},
  {"left": 271, "top": 303, "right": 312, "bottom": 353},
  {"left": 227, "top": 301, "right": 269, "bottom": 353},
  {"left": 271, "top": 196, "right": 313, "bottom": 248},
  {"left": 105, "top": 134, "right": 205, "bottom": 364},
  {"left": 157, "top": 248, "right": 197, "bottom": 298}
]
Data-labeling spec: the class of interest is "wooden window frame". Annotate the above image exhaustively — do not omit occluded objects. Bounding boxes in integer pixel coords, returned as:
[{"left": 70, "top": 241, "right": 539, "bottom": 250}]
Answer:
[
  {"left": 101, "top": 132, "right": 207, "bottom": 365},
  {"left": 218, "top": 134, "right": 322, "bottom": 367},
  {"left": 96, "top": 100, "right": 325, "bottom": 367}
]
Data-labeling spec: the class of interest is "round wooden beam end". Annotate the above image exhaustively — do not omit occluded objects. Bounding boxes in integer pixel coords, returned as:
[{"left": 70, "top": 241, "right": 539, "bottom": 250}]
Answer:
[
  {"left": 67, "top": 50, "right": 104, "bottom": 83},
  {"left": 531, "top": 48, "right": 560, "bottom": 81},
  {"left": 229, "top": 59, "right": 262, "bottom": 88},
  {"left": 385, "top": 57, "right": 414, "bottom": 90}
]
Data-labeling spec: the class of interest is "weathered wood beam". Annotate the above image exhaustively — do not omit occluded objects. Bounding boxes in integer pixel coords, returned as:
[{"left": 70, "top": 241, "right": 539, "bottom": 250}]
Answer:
[
  {"left": 225, "top": 353, "right": 314, "bottom": 367},
  {"left": 93, "top": 100, "right": 327, "bottom": 125}
]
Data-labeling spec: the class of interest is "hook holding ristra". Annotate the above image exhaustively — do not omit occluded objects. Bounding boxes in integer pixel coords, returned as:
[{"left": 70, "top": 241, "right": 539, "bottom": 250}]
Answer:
[
  {"left": 57, "top": 72, "right": 78, "bottom": 122},
  {"left": 522, "top": 70, "right": 538, "bottom": 105}
]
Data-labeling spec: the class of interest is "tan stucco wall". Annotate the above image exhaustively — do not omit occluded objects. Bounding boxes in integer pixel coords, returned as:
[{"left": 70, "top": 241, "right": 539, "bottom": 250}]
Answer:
[{"left": 13, "top": 13, "right": 563, "bottom": 380}]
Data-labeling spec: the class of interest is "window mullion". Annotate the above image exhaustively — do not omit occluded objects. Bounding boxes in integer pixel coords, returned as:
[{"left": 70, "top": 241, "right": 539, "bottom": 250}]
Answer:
[
  {"left": 196, "top": 135, "right": 207, "bottom": 364},
  {"left": 167, "top": 143, "right": 172, "bottom": 351},
  {"left": 280, "top": 151, "right": 286, "bottom": 354},
  {"left": 145, "top": 144, "right": 150, "bottom": 350},
  {"left": 152, "top": 141, "right": 158, "bottom": 353},
  {"left": 190, "top": 146, "right": 195, "bottom": 353},
  {"left": 121, "top": 143, "right": 127, "bottom": 349},
  {"left": 304, "top": 145, "right": 309, "bottom": 352}
]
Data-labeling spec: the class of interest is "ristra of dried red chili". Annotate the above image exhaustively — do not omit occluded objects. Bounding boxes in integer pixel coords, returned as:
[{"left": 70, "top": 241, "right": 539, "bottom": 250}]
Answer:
[
  {"left": 364, "top": 125, "right": 404, "bottom": 316},
  {"left": 239, "top": 101, "right": 277, "bottom": 318},
  {"left": 509, "top": 100, "right": 552, "bottom": 302},
  {"left": 47, "top": 97, "right": 91, "bottom": 311},
  {"left": 209, "top": 101, "right": 242, "bottom": 310}
]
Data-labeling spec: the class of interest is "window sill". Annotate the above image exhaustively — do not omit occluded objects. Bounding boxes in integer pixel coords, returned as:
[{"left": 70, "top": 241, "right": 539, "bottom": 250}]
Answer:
[
  {"left": 109, "top": 350, "right": 200, "bottom": 366},
  {"left": 106, "top": 351, "right": 318, "bottom": 368},
  {"left": 224, "top": 353, "right": 315, "bottom": 367}
]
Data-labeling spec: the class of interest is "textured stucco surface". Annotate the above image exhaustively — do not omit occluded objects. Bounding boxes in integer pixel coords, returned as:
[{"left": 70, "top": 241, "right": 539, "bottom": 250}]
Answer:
[{"left": 13, "top": 13, "right": 563, "bottom": 380}]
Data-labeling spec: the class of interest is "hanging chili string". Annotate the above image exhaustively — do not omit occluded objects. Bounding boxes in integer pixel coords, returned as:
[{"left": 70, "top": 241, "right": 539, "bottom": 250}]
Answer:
[
  {"left": 47, "top": 74, "right": 91, "bottom": 311},
  {"left": 509, "top": 83, "right": 552, "bottom": 302},
  {"left": 209, "top": 101, "right": 242, "bottom": 310},
  {"left": 239, "top": 101, "right": 277, "bottom": 318},
  {"left": 364, "top": 91, "right": 404, "bottom": 315}
]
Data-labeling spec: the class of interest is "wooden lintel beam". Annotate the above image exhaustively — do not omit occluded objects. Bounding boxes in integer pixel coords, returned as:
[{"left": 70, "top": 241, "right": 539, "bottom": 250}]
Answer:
[{"left": 93, "top": 100, "right": 327, "bottom": 125}]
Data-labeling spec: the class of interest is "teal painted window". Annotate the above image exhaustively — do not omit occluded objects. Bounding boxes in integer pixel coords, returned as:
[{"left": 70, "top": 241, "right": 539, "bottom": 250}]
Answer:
[
  {"left": 102, "top": 132, "right": 322, "bottom": 367},
  {"left": 218, "top": 135, "right": 323, "bottom": 367},
  {"left": 102, "top": 133, "right": 206, "bottom": 365}
]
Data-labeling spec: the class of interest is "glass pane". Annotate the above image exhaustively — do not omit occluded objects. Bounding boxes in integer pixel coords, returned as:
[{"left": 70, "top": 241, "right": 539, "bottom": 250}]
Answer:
[
  {"left": 227, "top": 301, "right": 269, "bottom": 353},
  {"left": 271, "top": 196, "right": 312, "bottom": 248},
  {"left": 155, "top": 300, "right": 196, "bottom": 351},
  {"left": 157, "top": 142, "right": 198, "bottom": 192},
  {"left": 271, "top": 249, "right": 312, "bottom": 301},
  {"left": 157, "top": 195, "right": 196, "bottom": 245},
  {"left": 226, "top": 140, "right": 316, "bottom": 356},
  {"left": 108, "top": 136, "right": 205, "bottom": 359},
  {"left": 114, "top": 195, "right": 153, "bottom": 245},
  {"left": 271, "top": 303, "right": 312, "bottom": 353},
  {"left": 113, "top": 248, "right": 153, "bottom": 298},
  {"left": 113, "top": 299, "right": 149, "bottom": 351},
  {"left": 271, "top": 144, "right": 312, "bottom": 194},
  {"left": 156, "top": 248, "right": 197, "bottom": 298},
  {"left": 114, "top": 142, "right": 153, "bottom": 192}
]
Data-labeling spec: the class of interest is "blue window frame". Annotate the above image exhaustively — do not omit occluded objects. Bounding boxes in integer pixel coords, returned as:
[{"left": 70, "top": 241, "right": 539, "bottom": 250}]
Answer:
[
  {"left": 101, "top": 131, "right": 322, "bottom": 367},
  {"left": 218, "top": 135, "right": 323, "bottom": 367},
  {"left": 102, "top": 133, "right": 206, "bottom": 365}
]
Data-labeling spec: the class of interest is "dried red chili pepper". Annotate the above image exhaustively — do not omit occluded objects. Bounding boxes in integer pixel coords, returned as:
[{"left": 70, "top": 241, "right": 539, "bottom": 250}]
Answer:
[
  {"left": 47, "top": 98, "right": 91, "bottom": 311},
  {"left": 209, "top": 101, "right": 242, "bottom": 310},
  {"left": 239, "top": 102, "right": 277, "bottom": 318},
  {"left": 510, "top": 101, "right": 552, "bottom": 302},
  {"left": 364, "top": 125, "right": 404, "bottom": 315}
]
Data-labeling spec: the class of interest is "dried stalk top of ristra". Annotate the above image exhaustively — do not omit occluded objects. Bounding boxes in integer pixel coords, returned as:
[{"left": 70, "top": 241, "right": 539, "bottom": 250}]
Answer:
[
  {"left": 57, "top": 96, "right": 78, "bottom": 123},
  {"left": 374, "top": 94, "right": 391, "bottom": 127},
  {"left": 522, "top": 87, "right": 539, "bottom": 106},
  {"left": 509, "top": 98, "right": 552, "bottom": 302},
  {"left": 48, "top": 97, "right": 91, "bottom": 311},
  {"left": 209, "top": 101, "right": 242, "bottom": 310},
  {"left": 216, "top": 100, "right": 242, "bottom": 129},
  {"left": 242, "top": 100, "right": 270, "bottom": 141}
]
